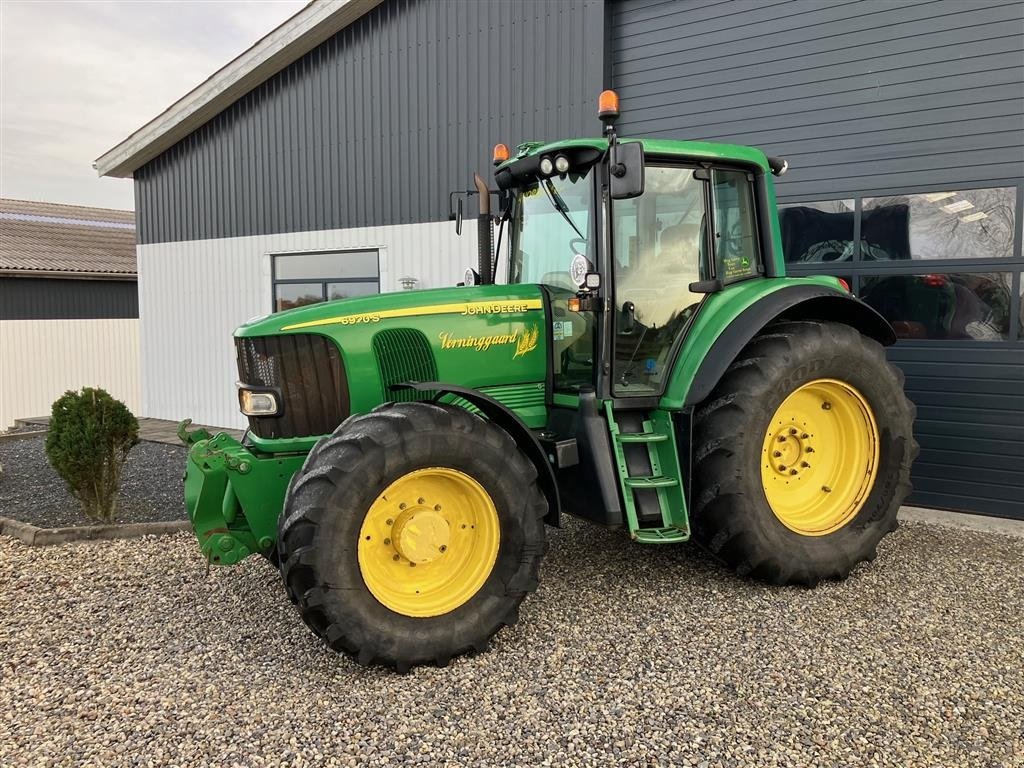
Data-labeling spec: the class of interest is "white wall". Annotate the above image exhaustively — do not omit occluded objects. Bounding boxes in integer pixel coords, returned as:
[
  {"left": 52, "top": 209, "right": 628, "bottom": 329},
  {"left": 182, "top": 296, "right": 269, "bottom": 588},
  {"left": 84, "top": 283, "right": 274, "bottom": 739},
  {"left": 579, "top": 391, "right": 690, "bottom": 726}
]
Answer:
[
  {"left": 0, "top": 318, "right": 141, "bottom": 430},
  {"left": 137, "top": 219, "right": 486, "bottom": 429}
]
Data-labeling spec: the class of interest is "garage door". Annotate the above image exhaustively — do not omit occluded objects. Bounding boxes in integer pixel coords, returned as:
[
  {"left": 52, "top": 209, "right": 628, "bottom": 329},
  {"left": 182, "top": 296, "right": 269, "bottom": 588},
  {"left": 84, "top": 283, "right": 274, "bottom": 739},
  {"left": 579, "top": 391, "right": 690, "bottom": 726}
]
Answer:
[{"left": 611, "top": 0, "right": 1024, "bottom": 519}]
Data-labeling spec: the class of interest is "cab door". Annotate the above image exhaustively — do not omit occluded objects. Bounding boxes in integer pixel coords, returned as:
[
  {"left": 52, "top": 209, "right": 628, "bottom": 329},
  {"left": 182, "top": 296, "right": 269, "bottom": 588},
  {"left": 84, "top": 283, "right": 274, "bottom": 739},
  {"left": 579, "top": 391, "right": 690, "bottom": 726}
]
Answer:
[{"left": 610, "top": 164, "right": 761, "bottom": 396}]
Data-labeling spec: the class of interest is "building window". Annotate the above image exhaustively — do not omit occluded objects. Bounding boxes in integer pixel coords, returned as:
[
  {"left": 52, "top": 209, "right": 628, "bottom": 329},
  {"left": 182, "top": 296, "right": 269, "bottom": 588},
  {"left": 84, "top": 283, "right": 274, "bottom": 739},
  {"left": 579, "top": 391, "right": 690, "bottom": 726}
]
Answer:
[
  {"left": 859, "top": 272, "right": 1014, "bottom": 341},
  {"left": 272, "top": 249, "right": 379, "bottom": 312},
  {"left": 862, "top": 188, "right": 1015, "bottom": 262},
  {"left": 778, "top": 199, "right": 856, "bottom": 264}
]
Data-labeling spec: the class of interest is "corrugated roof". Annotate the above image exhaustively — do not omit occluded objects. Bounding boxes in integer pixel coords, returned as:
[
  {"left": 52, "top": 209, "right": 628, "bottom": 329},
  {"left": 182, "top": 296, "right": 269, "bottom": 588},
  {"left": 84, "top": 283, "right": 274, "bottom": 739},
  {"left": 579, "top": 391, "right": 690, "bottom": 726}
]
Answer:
[{"left": 0, "top": 199, "right": 136, "bottom": 278}]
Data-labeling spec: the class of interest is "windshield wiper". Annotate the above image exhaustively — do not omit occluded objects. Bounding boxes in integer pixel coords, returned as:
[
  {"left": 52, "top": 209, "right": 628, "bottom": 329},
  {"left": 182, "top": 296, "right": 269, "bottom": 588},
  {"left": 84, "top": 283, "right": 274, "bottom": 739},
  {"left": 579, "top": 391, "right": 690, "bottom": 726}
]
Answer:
[{"left": 541, "top": 178, "right": 586, "bottom": 241}]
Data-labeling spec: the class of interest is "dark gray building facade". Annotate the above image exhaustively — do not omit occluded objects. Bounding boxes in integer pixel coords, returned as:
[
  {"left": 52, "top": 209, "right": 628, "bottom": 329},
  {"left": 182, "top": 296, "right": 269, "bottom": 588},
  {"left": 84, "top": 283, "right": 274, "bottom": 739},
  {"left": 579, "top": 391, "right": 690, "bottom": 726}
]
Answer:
[{"left": 103, "top": 0, "right": 1024, "bottom": 518}]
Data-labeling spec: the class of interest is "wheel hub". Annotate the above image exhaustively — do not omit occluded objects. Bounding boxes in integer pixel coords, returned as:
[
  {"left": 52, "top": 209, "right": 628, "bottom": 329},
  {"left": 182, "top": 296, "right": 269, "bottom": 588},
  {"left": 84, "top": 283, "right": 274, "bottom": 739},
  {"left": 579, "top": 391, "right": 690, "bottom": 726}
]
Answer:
[
  {"left": 392, "top": 507, "right": 450, "bottom": 564},
  {"left": 770, "top": 425, "right": 811, "bottom": 477}
]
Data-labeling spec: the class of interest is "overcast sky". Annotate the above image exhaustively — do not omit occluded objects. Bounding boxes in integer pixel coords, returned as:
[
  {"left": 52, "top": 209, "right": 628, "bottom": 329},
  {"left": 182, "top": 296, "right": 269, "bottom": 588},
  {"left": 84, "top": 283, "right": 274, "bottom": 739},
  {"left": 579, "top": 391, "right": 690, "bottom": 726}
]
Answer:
[{"left": 0, "top": 0, "right": 307, "bottom": 211}]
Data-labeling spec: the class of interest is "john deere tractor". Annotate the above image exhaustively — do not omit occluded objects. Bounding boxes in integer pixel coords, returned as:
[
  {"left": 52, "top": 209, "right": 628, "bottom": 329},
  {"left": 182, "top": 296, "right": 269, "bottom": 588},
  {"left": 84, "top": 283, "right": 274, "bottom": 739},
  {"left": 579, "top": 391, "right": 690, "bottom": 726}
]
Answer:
[{"left": 182, "top": 90, "right": 916, "bottom": 670}]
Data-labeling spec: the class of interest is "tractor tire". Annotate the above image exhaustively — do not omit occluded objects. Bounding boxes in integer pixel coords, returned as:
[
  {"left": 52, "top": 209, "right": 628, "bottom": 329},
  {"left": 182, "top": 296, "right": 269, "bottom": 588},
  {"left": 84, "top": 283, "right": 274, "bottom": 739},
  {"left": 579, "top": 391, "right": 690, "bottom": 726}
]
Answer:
[
  {"left": 691, "top": 320, "right": 917, "bottom": 586},
  {"left": 277, "top": 401, "right": 547, "bottom": 671}
]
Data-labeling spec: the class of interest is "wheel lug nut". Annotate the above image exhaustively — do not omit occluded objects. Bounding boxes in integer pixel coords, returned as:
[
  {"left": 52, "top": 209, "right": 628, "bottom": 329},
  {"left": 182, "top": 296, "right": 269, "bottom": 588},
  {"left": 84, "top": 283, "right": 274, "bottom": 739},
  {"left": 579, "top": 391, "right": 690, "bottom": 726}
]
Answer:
[
  {"left": 409, "top": 562, "right": 416, "bottom": 567},
  {"left": 801, "top": 461, "right": 810, "bottom": 468},
  {"left": 801, "top": 433, "right": 809, "bottom": 439},
  {"left": 439, "top": 545, "right": 447, "bottom": 552},
  {"left": 392, "top": 554, "right": 400, "bottom": 561},
  {"left": 383, "top": 538, "right": 391, "bottom": 545},
  {"left": 805, "top": 447, "right": 814, "bottom": 453},
  {"left": 386, "top": 518, "right": 393, "bottom": 525},
  {"left": 778, "top": 464, "right": 786, "bottom": 472},
  {"left": 789, "top": 469, "right": 798, "bottom": 476},
  {"left": 777, "top": 436, "right": 786, "bottom": 443},
  {"left": 822, "top": 485, "right": 832, "bottom": 493},
  {"left": 788, "top": 428, "right": 797, "bottom": 435},
  {"left": 399, "top": 503, "right": 407, "bottom": 510},
  {"left": 822, "top": 402, "right": 832, "bottom": 411},
  {"left": 417, "top": 498, "right": 425, "bottom": 504},
  {"left": 434, "top": 504, "right": 441, "bottom": 511}
]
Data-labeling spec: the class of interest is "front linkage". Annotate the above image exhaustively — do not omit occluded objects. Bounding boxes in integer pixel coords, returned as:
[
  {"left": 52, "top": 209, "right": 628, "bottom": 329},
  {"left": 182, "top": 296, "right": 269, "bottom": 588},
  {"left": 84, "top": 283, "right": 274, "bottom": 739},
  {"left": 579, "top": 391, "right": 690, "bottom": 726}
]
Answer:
[{"left": 178, "top": 420, "right": 303, "bottom": 565}]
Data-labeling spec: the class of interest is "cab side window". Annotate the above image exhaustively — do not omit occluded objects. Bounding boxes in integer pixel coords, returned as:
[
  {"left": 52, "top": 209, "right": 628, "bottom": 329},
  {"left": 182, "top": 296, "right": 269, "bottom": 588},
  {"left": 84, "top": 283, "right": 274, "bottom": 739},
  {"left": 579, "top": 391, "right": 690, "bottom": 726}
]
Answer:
[{"left": 713, "top": 169, "right": 760, "bottom": 281}]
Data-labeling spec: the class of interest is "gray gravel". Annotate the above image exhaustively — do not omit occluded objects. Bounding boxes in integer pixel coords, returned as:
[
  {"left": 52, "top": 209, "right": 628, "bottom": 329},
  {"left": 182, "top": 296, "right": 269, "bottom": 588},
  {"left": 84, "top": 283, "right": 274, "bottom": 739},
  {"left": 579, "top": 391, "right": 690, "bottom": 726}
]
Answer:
[
  {"left": 0, "top": 437, "right": 186, "bottom": 527},
  {"left": 1, "top": 518, "right": 1022, "bottom": 767}
]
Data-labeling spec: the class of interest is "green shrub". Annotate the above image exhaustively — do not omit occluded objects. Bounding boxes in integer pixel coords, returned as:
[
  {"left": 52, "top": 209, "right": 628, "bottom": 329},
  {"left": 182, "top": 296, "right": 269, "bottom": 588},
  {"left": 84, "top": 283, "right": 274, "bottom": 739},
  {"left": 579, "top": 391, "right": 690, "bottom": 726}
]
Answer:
[{"left": 45, "top": 387, "right": 139, "bottom": 523}]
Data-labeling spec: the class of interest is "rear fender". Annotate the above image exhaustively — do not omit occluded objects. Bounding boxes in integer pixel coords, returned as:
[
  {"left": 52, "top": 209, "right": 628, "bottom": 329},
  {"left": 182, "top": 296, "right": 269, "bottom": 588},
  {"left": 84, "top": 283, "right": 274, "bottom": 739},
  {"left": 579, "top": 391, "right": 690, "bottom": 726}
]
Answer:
[{"left": 681, "top": 284, "right": 895, "bottom": 407}]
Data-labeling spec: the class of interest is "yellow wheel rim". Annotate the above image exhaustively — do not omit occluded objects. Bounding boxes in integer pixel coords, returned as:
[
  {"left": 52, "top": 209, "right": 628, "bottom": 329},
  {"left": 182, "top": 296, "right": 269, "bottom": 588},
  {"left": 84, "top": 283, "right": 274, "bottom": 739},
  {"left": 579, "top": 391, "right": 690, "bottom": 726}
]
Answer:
[
  {"left": 760, "top": 378, "right": 879, "bottom": 536},
  {"left": 357, "top": 467, "right": 500, "bottom": 617}
]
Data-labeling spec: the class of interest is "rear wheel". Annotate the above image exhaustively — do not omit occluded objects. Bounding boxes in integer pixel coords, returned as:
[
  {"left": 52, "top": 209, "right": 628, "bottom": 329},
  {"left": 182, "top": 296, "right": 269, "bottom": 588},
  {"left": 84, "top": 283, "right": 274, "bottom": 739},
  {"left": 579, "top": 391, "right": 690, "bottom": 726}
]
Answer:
[
  {"left": 277, "top": 402, "right": 547, "bottom": 670},
  {"left": 691, "top": 321, "right": 917, "bottom": 586}
]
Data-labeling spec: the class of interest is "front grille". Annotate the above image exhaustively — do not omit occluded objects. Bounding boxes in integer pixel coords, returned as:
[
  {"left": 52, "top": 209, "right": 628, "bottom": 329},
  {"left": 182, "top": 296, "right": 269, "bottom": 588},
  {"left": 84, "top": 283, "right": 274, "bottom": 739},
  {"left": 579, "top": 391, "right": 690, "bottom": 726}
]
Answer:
[
  {"left": 371, "top": 328, "right": 437, "bottom": 402},
  {"left": 235, "top": 334, "right": 349, "bottom": 439}
]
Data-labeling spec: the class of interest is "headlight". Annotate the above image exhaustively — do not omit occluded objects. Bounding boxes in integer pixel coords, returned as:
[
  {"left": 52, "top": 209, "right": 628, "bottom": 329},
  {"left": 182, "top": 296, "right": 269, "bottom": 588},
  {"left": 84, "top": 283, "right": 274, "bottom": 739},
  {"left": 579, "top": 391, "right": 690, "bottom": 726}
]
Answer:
[
  {"left": 539, "top": 156, "right": 554, "bottom": 175},
  {"left": 238, "top": 388, "right": 279, "bottom": 416},
  {"left": 554, "top": 155, "right": 570, "bottom": 173}
]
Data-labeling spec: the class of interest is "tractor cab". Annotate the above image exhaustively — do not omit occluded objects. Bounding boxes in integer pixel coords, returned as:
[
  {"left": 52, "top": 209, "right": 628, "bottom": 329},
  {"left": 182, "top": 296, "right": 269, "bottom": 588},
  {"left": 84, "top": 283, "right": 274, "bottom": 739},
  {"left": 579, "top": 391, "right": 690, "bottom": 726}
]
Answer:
[{"left": 491, "top": 91, "right": 786, "bottom": 401}]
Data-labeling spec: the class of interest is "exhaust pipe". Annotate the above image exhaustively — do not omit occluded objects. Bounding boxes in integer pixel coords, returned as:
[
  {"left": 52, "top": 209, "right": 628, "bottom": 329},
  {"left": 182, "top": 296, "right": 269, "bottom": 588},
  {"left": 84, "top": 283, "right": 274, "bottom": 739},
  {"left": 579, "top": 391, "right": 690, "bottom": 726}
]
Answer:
[{"left": 473, "top": 172, "right": 493, "bottom": 285}]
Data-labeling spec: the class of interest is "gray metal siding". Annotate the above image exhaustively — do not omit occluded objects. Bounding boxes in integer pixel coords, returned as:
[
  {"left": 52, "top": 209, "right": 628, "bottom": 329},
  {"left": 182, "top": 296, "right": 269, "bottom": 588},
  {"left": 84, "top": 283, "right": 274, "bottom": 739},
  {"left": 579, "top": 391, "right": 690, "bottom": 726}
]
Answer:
[
  {"left": 612, "top": 0, "right": 1024, "bottom": 519},
  {"left": 135, "top": 0, "right": 605, "bottom": 245},
  {"left": 0, "top": 277, "right": 138, "bottom": 320},
  {"left": 611, "top": 0, "right": 1024, "bottom": 202},
  {"left": 887, "top": 343, "right": 1024, "bottom": 519}
]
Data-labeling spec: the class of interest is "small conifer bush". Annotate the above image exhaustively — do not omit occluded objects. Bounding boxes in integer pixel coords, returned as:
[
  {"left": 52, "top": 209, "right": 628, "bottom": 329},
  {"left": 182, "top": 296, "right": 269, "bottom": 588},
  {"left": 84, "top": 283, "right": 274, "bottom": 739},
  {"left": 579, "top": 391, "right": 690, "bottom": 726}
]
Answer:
[{"left": 45, "top": 387, "right": 139, "bottom": 522}]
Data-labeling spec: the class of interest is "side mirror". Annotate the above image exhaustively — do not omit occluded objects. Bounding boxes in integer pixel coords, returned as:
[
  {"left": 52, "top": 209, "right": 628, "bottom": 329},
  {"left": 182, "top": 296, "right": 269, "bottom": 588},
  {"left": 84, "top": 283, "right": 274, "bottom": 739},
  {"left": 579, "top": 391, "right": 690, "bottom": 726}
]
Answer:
[
  {"left": 455, "top": 198, "right": 464, "bottom": 236},
  {"left": 610, "top": 142, "right": 644, "bottom": 200}
]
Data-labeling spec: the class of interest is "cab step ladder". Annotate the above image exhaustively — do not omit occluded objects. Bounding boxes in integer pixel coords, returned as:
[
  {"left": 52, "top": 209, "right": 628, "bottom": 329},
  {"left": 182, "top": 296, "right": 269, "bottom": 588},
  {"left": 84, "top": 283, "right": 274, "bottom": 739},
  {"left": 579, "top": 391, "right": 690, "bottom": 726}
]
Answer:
[{"left": 605, "top": 401, "right": 690, "bottom": 544}]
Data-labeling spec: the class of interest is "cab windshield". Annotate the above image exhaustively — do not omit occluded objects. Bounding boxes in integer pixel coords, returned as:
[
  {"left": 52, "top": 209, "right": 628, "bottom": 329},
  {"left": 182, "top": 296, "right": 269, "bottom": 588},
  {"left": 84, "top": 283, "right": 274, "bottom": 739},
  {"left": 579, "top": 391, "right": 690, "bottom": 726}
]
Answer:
[{"left": 509, "top": 169, "right": 594, "bottom": 288}]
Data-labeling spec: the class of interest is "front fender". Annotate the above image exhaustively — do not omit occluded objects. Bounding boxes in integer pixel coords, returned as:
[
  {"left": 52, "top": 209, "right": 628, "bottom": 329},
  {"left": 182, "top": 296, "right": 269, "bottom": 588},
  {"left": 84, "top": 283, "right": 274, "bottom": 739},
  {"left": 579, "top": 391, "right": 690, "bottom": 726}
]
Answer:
[{"left": 393, "top": 382, "right": 560, "bottom": 526}]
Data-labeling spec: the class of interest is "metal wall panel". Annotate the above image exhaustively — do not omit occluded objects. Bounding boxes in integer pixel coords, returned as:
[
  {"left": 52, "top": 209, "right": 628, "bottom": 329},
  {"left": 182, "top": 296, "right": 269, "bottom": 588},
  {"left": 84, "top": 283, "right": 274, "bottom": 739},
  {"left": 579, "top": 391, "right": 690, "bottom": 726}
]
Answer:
[
  {"left": 134, "top": 0, "right": 605, "bottom": 245},
  {"left": 887, "top": 343, "right": 1024, "bottom": 520},
  {"left": 0, "top": 318, "right": 141, "bottom": 430},
  {"left": 136, "top": 219, "right": 484, "bottom": 429},
  {"left": 612, "top": 0, "right": 1024, "bottom": 518},
  {"left": 0, "top": 277, "right": 138, "bottom": 320},
  {"left": 611, "top": 0, "right": 1024, "bottom": 202}
]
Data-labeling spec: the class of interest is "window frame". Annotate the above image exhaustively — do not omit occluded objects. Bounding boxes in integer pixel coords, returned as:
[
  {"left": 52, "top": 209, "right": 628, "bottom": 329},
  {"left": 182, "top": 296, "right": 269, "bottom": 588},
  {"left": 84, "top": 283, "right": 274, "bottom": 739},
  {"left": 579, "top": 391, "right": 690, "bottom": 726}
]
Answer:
[
  {"left": 781, "top": 182, "right": 1024, "bottom": 342},
  {"left": 709, "top": 166, "right": 765, "bottom": 285},
  {"left": 270, "top": 248, "right": 380, "bottom": 313}
]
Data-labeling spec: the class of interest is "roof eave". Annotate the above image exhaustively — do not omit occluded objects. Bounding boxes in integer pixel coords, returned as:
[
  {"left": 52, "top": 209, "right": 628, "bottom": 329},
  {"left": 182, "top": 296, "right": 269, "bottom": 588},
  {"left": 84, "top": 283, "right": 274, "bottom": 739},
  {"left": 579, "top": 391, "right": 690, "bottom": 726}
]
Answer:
[
  {"left": 0, "top": 270, "right": 137, "bottom": 280},
  {"left": 93, "top": 0, "right": 383, "bottom": 179}
]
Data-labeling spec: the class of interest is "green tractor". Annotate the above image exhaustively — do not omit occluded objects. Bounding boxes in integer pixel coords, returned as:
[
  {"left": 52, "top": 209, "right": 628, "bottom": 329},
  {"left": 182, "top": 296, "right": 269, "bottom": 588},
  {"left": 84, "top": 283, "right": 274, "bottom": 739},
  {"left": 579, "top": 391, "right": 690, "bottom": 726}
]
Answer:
[{"left": 181, "top": 90, "right": 916, "bottom": 670}]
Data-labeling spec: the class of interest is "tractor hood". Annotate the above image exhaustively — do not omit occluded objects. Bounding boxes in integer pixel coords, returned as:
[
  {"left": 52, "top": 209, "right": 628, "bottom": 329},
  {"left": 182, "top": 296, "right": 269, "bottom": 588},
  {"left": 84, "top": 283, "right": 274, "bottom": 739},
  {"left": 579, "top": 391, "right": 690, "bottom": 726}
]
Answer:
[{"left": 235, "top": 284, "right": 550, "bottom": 423}]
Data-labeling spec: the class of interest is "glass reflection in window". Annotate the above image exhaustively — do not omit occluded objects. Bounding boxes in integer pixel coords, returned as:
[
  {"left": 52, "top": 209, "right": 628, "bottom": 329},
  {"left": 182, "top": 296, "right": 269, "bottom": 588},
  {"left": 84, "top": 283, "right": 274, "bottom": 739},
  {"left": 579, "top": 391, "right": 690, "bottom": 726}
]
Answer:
[
  {"left": 778, "top": 199, "right": 856, "bottom": 264},
  {"left": 862, "top": 188, "right": 1015, "bottom": 262},
  {"left": 860, "top": 272, "right": 1012, "bottom": 341}
]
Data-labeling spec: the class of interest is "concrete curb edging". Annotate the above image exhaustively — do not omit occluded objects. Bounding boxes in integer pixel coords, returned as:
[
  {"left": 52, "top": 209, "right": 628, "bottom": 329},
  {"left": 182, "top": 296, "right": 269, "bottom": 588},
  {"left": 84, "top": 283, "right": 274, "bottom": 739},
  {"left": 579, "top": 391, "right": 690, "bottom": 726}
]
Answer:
[{"left": 0, "top": 517, "right": 191, "bottom": 546}]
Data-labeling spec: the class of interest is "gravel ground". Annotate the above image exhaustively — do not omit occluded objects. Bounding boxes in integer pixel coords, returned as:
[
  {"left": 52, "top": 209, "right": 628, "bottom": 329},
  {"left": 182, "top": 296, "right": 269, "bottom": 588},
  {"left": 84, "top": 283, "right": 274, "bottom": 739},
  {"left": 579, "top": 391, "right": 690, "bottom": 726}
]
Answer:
[
  {"left": 1, "top": 519, "right": 1022, "bottom": 768},
  {"left": 0, "top": 437, "right": 186, "bottom": 527}
]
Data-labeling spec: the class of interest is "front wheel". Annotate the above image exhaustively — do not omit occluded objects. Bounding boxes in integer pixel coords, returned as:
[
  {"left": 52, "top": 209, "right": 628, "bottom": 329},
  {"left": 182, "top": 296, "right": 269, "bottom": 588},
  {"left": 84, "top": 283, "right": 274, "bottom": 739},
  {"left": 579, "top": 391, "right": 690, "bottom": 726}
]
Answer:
[
  {"left": 691, "top": 321, "right": 917, "bottom": 586},
  {"left": 277, "top": 402, "right": 547, "bottom": 671}
]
